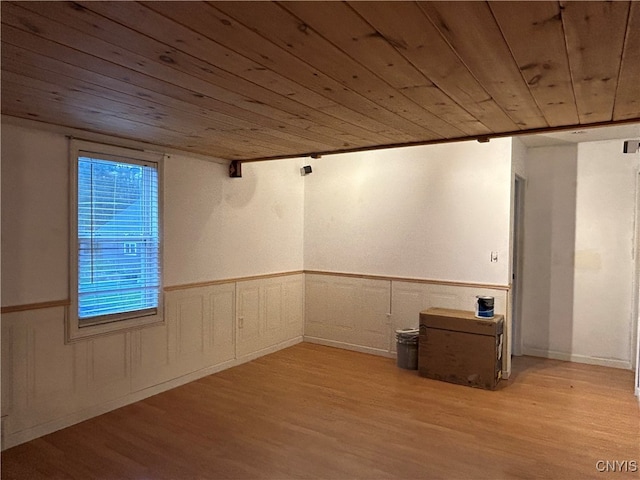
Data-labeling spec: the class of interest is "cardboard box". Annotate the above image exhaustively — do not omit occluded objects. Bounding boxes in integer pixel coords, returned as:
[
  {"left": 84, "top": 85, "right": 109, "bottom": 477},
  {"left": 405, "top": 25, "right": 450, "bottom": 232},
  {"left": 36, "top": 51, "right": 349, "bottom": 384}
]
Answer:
[{"left": 419, "top": 308, "right": 504, "bottom": 390}]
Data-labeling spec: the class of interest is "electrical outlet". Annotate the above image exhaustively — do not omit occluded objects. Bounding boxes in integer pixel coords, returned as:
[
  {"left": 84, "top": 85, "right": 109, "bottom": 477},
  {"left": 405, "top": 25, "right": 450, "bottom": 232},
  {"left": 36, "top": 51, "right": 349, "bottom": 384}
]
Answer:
[{"left": 491, "top": 251, "right": 498, "bottom": 263}]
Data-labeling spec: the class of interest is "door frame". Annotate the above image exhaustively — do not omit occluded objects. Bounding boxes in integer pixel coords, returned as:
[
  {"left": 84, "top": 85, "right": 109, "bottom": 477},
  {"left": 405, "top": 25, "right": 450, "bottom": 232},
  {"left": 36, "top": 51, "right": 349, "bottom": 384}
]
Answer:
[
  {"left": 511, "top": 175, "right": 525, "bottom": 356},
  {"left": 634, "top": 170, "right": 640, "bottom": 396}
]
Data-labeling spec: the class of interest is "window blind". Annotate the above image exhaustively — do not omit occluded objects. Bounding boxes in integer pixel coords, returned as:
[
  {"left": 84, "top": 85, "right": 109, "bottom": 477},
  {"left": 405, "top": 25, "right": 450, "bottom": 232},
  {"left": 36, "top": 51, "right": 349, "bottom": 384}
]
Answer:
[{"left": 77, "top": 155, "right": 160, "bottom": 324}]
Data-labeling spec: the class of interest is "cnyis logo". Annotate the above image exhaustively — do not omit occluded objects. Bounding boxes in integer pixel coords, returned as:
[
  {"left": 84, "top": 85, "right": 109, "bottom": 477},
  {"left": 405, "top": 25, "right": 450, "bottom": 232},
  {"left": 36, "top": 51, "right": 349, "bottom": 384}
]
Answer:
[{"left": 595, "top": 460, "right": 638, "bottom": 473}]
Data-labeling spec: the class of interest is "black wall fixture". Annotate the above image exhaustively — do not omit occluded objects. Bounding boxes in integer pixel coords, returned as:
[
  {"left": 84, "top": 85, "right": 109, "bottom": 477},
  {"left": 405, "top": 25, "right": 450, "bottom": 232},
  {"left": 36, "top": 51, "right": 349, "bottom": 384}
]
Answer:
[
  {"left": 229, "top": 160, "right": 242, "bottom": 178},
  {"left": 623, "top": 140, "right": 640, "bottom": 154}
]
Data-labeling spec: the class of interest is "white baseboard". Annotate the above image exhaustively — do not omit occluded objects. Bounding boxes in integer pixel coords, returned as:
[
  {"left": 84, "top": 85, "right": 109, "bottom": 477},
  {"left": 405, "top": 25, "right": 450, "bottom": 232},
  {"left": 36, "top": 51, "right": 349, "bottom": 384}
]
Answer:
[
  {"left": 2, "top": 336, "right": 303, "bottom": 450},
  {"left": 522, "top": 346, "right": 632, "bottom": 370},
  {"left": 303, "top": 336, "right": 394, "bottom": 358}
]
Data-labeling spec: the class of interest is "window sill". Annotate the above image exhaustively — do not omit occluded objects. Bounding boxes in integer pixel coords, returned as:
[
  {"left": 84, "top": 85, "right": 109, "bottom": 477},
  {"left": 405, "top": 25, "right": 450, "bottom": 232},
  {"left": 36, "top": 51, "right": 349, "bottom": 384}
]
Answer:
[{"left": 66, "top": 311, "right": 165, "bottom": 343}]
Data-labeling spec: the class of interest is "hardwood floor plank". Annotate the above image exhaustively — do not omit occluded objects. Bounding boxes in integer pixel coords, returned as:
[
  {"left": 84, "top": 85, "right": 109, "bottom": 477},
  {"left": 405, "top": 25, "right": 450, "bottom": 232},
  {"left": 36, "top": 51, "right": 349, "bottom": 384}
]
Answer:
[{"left": 2, "top": 343, "right": 639, "bottom": 479}]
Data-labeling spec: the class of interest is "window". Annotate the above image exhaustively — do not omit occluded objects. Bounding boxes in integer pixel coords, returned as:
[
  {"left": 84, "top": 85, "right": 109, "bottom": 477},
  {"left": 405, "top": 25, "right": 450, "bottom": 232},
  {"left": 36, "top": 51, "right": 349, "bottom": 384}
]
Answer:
[
  {"left": 123, "top": 242, "right": 138, "bottom": 256},
  {"left": 69, "top": 140, "right": 163, "bottom": 340}
]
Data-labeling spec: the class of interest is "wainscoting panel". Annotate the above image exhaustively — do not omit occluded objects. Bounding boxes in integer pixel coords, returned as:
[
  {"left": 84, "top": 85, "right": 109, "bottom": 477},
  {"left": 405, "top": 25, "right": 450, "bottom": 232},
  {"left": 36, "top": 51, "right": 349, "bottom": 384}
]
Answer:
[
  {"left": 1, "top": 273, "right": 303, "bottom": 450},
  {"left": 173, "top": 292, "right": 210, "bottom": 376},
  {"left": 210, "top": 286, "right": 235, "bottom": 365},
  {"left": 392, "top": 281, "right": 510, "bottom": 375},
  {"left": 236, "top": 274, "right": 305, "bottom": 359},
  {"left": 82, "top": 332, "right": 131, "bottom": 405},
  {"left": 304, "top": 276, "right": 329, "bottom": 330},
  {"left": 265, "top": 283, "right": 283, "bottom": 333},
  {"left": 2, "top": 271, "right": 510, "bottom": 449},
  {"left": 305, "top": 273, "right": 510, "bottom": 375},
  {"left": 131, "top": 320, "right": 173, "bottom": 391},
  {"left": 176, "top": 294, "right": 206, "bottom": 358},
  {"left": 331, "top": 279, "right": 359, "bottom": 331},
  {"left": 284, "top": 275, "right": 304, "bottom": 339},
  {"left": 132, "top": 283, "right": 236, "bottom": 391},
  {"left": 1, "top": 307, "right": 79, "bottom": 435},
  {"left": 237, "top": 282, "right": 262, "bottom": 352},
  {"left": 305, "top": 274, "right": 391, "bottom": 354},
  {"left": 390, "top": 282, "right": 427, "bottom": 351},
  {"left": 360, "top": 279, "right": 392, "bottom": 351},
  {"left": 1, "top": 323, "right": 15, "bottom": 416}
]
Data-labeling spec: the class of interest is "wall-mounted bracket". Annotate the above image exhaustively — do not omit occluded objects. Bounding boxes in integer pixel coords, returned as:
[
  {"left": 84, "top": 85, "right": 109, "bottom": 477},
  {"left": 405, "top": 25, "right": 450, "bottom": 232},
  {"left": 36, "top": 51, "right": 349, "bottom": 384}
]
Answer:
[
  {"left": 623, "top": 140, "right": 640, "bottom": 154},
  {"left": 229, "top": 160, "right": 242, "bottom": 178}
]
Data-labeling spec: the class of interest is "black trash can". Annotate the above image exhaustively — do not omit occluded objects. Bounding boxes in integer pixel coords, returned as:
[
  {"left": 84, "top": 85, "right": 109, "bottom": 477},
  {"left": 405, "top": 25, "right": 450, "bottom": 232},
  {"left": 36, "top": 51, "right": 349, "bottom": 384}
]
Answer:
[{"left": 395, "top": 328, "right": 419, "bottom": 370}]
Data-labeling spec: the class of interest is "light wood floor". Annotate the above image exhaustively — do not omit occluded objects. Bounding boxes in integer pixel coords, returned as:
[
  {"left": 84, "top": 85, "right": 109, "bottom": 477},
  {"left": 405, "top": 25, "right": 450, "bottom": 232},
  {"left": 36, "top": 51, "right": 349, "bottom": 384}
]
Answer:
[{"left": 2, "top": 343, "right": 639, "bottom": 479}]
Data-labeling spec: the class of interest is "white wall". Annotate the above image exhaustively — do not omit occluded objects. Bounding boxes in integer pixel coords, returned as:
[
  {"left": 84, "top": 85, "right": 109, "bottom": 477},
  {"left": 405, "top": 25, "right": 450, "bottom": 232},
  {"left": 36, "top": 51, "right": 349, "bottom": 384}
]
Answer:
[
  {"left": 164, "top": 154, "right": 304, "bottom": 286},
  {"left": 521, "top": 145, "right": 578, "bottom": 359},
  {"left": 522, "top": 141, "right": 639, "bottom": 369},
  {"left": 1, "top": 123, "right": 305, "bottom": 302},
  {"left": 302, "top": 139, "right": 515, "bottom": 376},
  {"left": 303, "top": 139, "right": 513, "bottom": 286},
  {"left": 511, "top": 137, "right": 527, "bottom": 180},
  {"left": 0, "top": 121, "right": 306, "bottom": 448},
  {"left": 1, "top": 128, "right": 68, "bottom": 305},
  {"left": 573, "top": 141, "right": 638, "bottom": 366}
]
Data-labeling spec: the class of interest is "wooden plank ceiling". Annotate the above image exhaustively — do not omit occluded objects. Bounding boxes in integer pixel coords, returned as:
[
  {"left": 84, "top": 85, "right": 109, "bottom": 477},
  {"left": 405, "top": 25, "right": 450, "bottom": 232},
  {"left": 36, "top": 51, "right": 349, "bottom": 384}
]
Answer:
[{"left": 2, "top": 1, "right": 639, "bottom": 162}]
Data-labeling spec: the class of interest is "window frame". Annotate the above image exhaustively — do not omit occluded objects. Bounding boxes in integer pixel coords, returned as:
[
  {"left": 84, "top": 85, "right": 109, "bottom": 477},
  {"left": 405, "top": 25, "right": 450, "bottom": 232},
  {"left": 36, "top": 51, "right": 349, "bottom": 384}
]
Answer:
[{"left": 68, "top": 140, "right": 164, "bottom": 341}]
